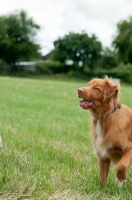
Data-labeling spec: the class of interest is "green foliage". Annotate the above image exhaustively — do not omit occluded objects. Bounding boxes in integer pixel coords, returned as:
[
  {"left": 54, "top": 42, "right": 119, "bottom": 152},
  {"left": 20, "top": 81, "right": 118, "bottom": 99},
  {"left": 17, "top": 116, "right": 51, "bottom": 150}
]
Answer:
[
  {"left": 36, "top": 60, "right": 65, "bottom": 74},
  {"left": 0, "top": 10, "right": 40, "bottom": 68},
  {"left": 112, "top": 16, "right": 132, "bottom": 64},
  {"left": 113, "top": 63, "right": 132, "bottom": 82},
  {"left": 86, "top": 63, "right": 132, "bottom": 83},
  {"left": 52, "top": 32, "right": 102, "bottom": 70},
  {"left": 98, "top": 47, "right": 116, "bottom": 69}
]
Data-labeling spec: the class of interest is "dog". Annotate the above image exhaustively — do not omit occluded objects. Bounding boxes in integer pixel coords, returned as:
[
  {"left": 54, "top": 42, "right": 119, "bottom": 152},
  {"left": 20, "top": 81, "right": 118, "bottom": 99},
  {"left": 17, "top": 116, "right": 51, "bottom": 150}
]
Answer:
[{"left": 77, "top": 76, "right": 132, "bottom": 188}]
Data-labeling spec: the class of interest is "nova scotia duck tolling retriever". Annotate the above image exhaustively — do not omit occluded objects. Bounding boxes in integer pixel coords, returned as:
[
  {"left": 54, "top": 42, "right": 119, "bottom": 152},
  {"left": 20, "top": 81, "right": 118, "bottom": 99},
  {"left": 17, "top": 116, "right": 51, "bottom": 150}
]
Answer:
[{"left": 77, "top": 76, "right": 132, "bottom": 188}]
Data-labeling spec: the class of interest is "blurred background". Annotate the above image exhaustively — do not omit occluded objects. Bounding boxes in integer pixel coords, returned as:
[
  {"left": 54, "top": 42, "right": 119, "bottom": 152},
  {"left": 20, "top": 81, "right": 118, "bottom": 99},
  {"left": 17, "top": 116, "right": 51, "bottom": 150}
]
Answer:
[{"left": 0, "top": 0, "right": 132, "bottom": 82}]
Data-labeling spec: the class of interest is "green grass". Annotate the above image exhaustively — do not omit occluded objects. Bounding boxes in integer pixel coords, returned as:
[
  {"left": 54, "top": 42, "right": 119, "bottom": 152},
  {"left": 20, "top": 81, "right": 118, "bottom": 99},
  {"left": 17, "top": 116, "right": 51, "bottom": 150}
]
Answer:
[{"left": 0, "top": 77, "right": 132, "bottom": 199}]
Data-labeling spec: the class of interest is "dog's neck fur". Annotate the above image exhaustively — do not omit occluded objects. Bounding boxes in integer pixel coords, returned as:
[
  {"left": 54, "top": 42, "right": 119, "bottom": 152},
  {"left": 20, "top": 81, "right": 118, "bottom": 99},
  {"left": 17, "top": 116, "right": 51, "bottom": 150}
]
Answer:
[
  {"left": 90, "top": 97, "right": 121, "bottom": 122},
  {"left": 93, "top": 103, "right": 121, "bottom": 126}
]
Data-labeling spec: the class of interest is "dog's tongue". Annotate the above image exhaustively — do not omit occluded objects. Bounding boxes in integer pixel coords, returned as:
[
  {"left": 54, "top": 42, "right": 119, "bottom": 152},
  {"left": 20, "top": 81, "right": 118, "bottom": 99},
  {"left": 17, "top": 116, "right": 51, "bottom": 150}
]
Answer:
[{"left": 79, "top": 100, "right": 94, "bottom": 109}]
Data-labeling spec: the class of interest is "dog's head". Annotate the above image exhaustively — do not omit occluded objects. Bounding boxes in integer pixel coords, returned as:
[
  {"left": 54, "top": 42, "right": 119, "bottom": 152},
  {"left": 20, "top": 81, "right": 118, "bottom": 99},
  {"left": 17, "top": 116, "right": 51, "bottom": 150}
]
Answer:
[{"left": 77, "top": 76, "right": 120, "bottom": 110}]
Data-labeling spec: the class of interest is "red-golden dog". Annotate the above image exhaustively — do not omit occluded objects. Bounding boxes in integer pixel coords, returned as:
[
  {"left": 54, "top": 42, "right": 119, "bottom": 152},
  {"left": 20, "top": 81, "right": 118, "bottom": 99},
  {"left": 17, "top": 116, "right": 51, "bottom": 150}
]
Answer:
[{"left": 77, "top": 76, "right": 132, "bottom": 188}]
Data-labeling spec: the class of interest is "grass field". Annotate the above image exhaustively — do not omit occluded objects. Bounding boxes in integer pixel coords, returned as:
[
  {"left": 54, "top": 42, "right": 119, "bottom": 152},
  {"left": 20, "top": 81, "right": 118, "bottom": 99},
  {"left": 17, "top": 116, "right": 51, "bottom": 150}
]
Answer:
[{"left": 0, "top": 77, "right": 132, "bottom": 200}]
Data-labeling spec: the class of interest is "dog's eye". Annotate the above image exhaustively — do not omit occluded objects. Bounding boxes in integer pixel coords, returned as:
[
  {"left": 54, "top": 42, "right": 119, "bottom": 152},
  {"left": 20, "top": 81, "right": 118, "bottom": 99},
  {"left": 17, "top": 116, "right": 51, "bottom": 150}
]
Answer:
[{"left": 94, "top": 87, "right": 100, "bottom": 91}]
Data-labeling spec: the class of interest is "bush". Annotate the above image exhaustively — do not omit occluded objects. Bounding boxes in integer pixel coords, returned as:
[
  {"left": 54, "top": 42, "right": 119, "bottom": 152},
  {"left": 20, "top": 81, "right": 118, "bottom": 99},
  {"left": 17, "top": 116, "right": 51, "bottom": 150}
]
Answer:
[
  {"left": 113, "top": 63, "right": 132, "bottom": 82},
  {"left": 83, "top": 63, "right": 132, "bottom": 83},
  {"left": 36, "top": 61, "right": 132, "bottom": 83},
  {"left": 36, "top": 61, "right": 51, "bottom": 74},
  {"left": 36, "top": 60, "right": 65, "bottom": 74}
]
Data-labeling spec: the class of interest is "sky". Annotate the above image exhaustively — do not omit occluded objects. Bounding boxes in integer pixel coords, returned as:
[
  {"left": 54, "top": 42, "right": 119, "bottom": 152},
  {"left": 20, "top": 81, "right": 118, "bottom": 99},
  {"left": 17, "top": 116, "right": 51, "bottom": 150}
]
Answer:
[{"left": 0, "top": 0, "right": 132, "bottom": 55}]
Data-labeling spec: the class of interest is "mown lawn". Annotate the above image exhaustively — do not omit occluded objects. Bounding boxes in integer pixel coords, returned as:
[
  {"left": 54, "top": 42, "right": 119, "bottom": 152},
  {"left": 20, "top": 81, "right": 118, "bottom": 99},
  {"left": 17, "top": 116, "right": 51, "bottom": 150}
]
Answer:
[{"left": 0, "top": 77, "right": 132, "bottom": 200}]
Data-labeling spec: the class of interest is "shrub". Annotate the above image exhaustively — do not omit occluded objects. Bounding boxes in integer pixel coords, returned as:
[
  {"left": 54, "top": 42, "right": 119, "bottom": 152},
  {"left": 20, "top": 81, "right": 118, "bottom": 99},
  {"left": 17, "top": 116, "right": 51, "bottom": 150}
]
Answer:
[
  {"left": 113, "top": 63, "right": 132, "bottom": 82},
  {"left": 36, "top": 60, "right": 64, "bottom": 74},
  {"left": 83, "top": 63, "right": 132, "bottom": 83}
]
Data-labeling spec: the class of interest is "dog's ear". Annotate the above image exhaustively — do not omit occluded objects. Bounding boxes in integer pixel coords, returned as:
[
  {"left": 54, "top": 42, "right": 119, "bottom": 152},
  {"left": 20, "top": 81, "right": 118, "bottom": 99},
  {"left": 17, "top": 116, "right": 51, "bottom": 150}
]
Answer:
[{"left": 104, "top": 79, "right": 118, "bottom": 100}]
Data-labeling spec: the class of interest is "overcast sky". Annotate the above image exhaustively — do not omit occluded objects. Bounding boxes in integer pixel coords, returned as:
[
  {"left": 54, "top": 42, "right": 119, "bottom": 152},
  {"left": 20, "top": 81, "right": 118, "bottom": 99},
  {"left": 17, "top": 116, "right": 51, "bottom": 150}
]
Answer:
[{"left": 0, "top": 0, "right": 132, "bottom": 55}]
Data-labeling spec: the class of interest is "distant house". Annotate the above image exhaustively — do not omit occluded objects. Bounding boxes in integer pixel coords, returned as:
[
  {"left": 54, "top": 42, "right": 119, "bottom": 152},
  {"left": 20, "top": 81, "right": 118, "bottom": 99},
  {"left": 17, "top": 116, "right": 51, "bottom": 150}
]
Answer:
[
  {"left": 15, "top": 62, "right": 36, "bottom": 72},
  {"left": 41, "top": 51, "right": 53, "bottom": 61}
]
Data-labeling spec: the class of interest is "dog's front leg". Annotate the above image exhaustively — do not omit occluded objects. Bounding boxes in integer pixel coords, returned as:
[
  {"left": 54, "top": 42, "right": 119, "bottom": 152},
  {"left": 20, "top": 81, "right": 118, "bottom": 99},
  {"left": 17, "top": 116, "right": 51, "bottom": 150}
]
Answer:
[
  {"left": 98, "top": 157, "right": 110, "bottom": 188},
  {"left": 116, "top": 148, "right": 132, "bottom": 186}
]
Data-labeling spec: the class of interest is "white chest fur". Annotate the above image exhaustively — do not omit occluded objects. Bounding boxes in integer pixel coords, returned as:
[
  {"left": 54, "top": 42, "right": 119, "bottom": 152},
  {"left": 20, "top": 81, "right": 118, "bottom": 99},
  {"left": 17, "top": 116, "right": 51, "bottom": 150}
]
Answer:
[
  {"left": 94, "top": 120, "right": 112, "bottom": 159},
  {"left": 95, "top": 120, "right": 102, "bottom": 147}
]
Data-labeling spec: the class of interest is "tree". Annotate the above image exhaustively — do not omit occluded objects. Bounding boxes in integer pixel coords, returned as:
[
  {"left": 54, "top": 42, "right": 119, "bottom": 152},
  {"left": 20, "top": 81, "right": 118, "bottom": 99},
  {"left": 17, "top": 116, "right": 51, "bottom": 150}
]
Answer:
[
  {"left": 112, "top": 16, "right": 132, "bottom": 64},
  {"left": 52, "top": 32, "right": 102, "bottom": 71},
  {"left": 0, "top": 10, "right": 41, "bottom": 69},
  {"left": 98, "top": 47, "right": 116, "bottom": 69}
]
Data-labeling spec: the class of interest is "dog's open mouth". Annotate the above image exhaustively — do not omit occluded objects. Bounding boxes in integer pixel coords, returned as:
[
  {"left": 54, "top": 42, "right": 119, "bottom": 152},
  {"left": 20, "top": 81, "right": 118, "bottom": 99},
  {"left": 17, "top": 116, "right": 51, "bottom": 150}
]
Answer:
[{"left": 79, "top": 100, "right": 94, "bottom": 109}]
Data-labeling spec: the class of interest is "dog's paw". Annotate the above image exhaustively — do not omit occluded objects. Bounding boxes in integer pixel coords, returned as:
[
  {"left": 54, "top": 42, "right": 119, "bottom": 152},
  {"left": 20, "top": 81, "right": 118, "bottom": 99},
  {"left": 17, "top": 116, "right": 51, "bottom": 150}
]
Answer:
[{"left": 116, "top": 178, "right": 126, "bottom": 187}]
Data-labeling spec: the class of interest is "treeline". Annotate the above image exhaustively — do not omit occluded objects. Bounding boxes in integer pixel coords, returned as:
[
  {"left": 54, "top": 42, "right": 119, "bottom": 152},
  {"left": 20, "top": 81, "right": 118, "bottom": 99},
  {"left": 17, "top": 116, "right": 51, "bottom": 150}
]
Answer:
[
  {"left": 37, "top": 17, "right": 132, "bottom": 82},
  {"left": 0, "top": 10, "right": 132, "bottom": 82}
]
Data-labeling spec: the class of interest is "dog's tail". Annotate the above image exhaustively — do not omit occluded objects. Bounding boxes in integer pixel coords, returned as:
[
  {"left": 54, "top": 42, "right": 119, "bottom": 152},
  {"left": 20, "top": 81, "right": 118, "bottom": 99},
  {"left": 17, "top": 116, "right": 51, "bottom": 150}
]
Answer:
[{"left": 0, "top": 136, "right": 2, "bottom": 148}]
